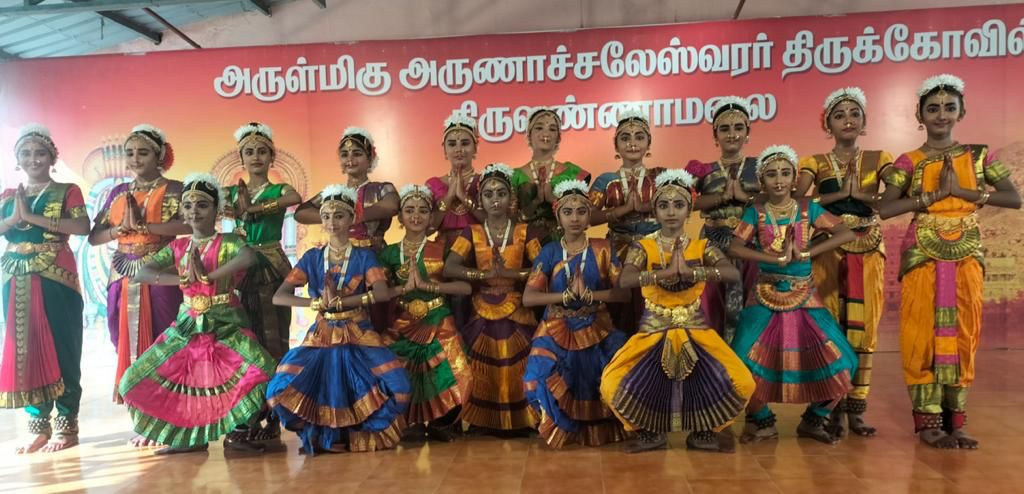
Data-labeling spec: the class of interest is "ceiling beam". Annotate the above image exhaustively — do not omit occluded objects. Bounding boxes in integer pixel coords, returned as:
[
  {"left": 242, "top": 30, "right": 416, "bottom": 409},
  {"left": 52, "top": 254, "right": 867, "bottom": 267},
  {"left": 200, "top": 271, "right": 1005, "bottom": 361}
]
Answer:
[
  {"left": 143, "top": 7, "right": 200, "bottom": 49},
  {"left": 311, "top": 0, "right": 325, "bottom": 8},
  {"left": 0, "top": 0, "right": 227, "bottom": 16},
  {"left": 732, "top": 0, "right": 746, "bottom": 19},
  {"left": 98, "top": 11, "right": 162, "bottom": 44},
  {"left": 0, "top": 47, "right": 19, "bottom": 60},
  {"left": 244, "top": 0, "right": 270, "bottom": 16}
]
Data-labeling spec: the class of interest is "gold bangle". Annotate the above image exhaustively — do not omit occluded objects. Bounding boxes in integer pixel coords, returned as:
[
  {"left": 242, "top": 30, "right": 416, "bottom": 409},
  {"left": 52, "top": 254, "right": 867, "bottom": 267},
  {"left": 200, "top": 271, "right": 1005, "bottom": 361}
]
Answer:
[
  {"left": 367, "top": 291, "right": 376, "bottom": 305},
  {"left": 137, "top": 223, "right": 150, "bottom": 235},
  {"left": 310, "top": 297, "right": 323, "bottom": 312},
  {"left": 777, "top": 256, "right": 786, "bottom": 265},
  {"left": 976, "top": 191, "right": 991, "bottom": 205},
  {"left": 437, "top": 200, "right": 449, "bottom": 212}
]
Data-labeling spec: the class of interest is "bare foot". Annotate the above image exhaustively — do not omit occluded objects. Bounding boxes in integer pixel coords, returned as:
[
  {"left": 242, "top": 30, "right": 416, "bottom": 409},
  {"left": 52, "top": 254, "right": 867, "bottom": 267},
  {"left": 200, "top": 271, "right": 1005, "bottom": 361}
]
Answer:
[
  {"left": 918, "top": 428, "right": 958, "bottom": 449},
  {"left": 848, "top": 413, "right": 877, "bottom": 437},
  {"left": 128, "top": 435, "right": 160, "bottom": 448},
  {"left": 739, "top": 424, "right": 778, "bottom": 444},
  {"left": 686, "top": 431, "right": 732, "bottom": 453},
  {"left": 39, "top": 433, "right": 79, "bottom": 453},
  {"left": 949, "top": 429, "right": 979, "bottom": 449},
  {"left": 797, "top": 421, "right": 838, "bottom": 445},
  {"left": 625, "top": 431, "right": 667, "bottom": 453},
  {"left": 14, "top": 434, "right": 49, "bottom": 454}
]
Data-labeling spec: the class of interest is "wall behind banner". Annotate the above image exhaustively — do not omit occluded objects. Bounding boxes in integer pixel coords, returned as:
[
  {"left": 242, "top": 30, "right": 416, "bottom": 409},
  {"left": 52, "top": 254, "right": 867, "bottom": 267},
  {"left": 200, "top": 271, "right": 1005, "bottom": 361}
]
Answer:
[{"left": 1, "top": 4, "right": 1023, "bottom": 351}]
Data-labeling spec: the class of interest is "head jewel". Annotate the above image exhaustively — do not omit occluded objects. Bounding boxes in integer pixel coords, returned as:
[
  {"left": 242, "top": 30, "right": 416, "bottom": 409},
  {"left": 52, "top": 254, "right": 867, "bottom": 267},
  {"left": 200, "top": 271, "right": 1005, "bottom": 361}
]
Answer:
[
  {"left": 756, "top": 145, "right": 799, "bottom": 177},
  {"left": 127, "top": 124, "right": 174, "bottom": 170},
  {"left": 479, "top": 162, "right": 514, "bottom": 188},
  {"left": 398, "top": 184, "right": 435, "bottom": 209},
  {"left": 528, "top": 107, "right": 562, "bottom": 127},
  {"left": 823, "top": 87, "right": 867, "bottom": 114},
  {"left": 318, "top": 184, "right": 357, "bottom": 215},
  {"left": 339, "top": 127, "right": 378, "bottom": 171},
  {"left": 15, "top": 123, "right": 58, "bottom": 159},
  {"left": 442, "top": 112, "right": 478, "bottom": 144},
  {"left": 711, "top": 96, "right": 751, "bottom": 126},
  {"left": 917, "top": 74, "right": 965, "bottom": 98},
  {"left": 182, "top": 172, "right": 225, "bottom": 207},
  {"left": 552, "top": 179, "right": 590, "bottom": 210},
  {"left": 653, "top": 169, "right": 697, "bottom": 205},
  {"left": 234, "top": 122, "right": 275, "bottom": 154},
  {"left": 615, "top": 106, "right": 651, "bottom": 137}
]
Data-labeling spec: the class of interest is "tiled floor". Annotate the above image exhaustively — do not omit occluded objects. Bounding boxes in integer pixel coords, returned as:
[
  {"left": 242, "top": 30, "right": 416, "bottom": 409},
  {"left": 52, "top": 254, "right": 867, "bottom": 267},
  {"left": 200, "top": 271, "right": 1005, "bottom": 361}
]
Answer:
[{"left": 2, "top": 343, "right": 1021, "bottom": 493}]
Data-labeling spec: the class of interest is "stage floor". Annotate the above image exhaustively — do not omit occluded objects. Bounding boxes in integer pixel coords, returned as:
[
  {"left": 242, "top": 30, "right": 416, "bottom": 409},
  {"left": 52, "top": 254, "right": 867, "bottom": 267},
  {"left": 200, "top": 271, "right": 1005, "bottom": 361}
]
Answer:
[{"left": 2, "top": 345, "right": 1022, "bottom": 494}]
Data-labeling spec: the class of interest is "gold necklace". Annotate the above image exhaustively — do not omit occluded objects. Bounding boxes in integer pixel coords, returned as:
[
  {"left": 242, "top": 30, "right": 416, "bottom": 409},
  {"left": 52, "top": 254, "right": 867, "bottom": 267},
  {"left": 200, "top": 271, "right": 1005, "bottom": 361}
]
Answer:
[
  {"left": 765, "top": 199, "right": 797, "bottom": 252},
  {"left": 528, "top": 159, "right": 556, "bottom": 183},
  {"left": 719, "top": 156, "right": 744, "bottom": 166},
  {"left": 827, "top": 149, "right": 860, "bottom": 187},
  {"left": 132, "top": 175, "right": 164, "bottom": 191},
  {"left": 921, "top": 141, "right": 961, "bottom": 155}
]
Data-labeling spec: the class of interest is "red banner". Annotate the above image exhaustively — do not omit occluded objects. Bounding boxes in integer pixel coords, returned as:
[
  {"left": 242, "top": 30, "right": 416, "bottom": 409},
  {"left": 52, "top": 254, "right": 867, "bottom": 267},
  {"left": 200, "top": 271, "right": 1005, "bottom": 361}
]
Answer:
[{"left": 1, "top": 4, "right": 1023, "bottom": 349}]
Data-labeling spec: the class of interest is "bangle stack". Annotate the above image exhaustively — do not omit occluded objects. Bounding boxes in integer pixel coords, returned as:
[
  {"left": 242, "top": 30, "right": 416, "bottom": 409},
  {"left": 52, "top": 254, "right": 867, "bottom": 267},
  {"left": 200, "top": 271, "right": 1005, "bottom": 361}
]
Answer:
[
  {"left": 48, "top": 216, "right": 61, "bottom": 231},
  {"left": 976, "top": 191, "right": 991, "bottom": 206},
  {"left": 639, "top": 270, "right": 658, "bottom": 286}
]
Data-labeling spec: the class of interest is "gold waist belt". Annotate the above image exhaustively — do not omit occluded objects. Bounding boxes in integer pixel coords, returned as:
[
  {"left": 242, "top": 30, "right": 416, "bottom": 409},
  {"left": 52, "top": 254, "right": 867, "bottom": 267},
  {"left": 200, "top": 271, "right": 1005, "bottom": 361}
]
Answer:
[
  {"left": 117, "top": 243, "right": 164, "bottom": 255},
  {"left": 7, "top": 242, "right": 66, "bottom": 255},
  {"left": 184, "top": 293, "right": 233, "bottom": 314},
  {"left": 322, "top": 307, "right": 368, "bottom": 320},
  {"left": 839, "top": 214, "right": 877, "bottom": 229},
  {"left": 644, "top": 299, "right": 702, "bottom": 327},
  {"left": 398, "top": 296, "right": 445, "bottom": 319},
  {"left": 705, "top": 217, "right": 740, "bottom": 229},
  {"left": 547, "top": 303, "right": 605, "bottom": 319}
]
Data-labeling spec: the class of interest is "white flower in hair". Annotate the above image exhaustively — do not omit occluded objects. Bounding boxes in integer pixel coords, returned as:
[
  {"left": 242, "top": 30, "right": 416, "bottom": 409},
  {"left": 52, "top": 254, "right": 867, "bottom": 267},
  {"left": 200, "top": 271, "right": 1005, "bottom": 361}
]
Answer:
[
  {"left": 183, "top": 172, "right": 227, "bottom": 206},
  {"left": 712, "top": 96, "right": 751, "bottom": 116},
  {"left": 342, "top": 126, "right": 375, "bottom": 146},
  {"left": 319, "top": 183, "right": 357, "bottom": 204},
  {"left": 18, "top": 123, "right": 51, "bottom": 139},
  {"left": 655, "top": 169, "right": 696, "bottom": 189},
  {"left": 616, "top": 105, "right": 648, "bottom": 124},
  {"left": 918, "top": 74, "right": 965, "bottom": 97},
  {"left": 399, "top": 184, "right": 434, "bottom": 202},
  {"left": 233, "top": 122, "right": 273, "bottom": 142},
  {"left": 482, "top": 162, "right": 514, "bottom": 179},
  {"left": 823, "top": 87, "right": 867, "bottom": 111},
  {"left": 553, "top": 179, "right": 589, "bottom": 198},
  {"left": 756, "top": 145, "right": 800, "bottom": 175},
  {"left": 443, "top": 112, "right": 477, "bottom": 130},
  {"left": 131, "top": 124, "right": 166, "bottom": 140}
]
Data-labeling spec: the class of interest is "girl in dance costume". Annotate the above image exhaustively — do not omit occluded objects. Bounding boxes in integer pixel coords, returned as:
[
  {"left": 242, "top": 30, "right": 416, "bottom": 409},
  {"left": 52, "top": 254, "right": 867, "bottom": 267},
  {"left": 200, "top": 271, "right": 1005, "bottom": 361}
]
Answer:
[{"left": 268, "top": 184, "right": 409, "bottom": 454}]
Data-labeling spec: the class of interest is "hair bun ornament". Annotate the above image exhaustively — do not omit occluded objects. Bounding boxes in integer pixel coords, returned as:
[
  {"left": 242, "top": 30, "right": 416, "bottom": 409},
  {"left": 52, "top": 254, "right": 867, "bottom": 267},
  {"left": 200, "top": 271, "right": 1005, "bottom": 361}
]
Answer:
[
  {"left": 917, "top": 74, "right": 965, "bottom": 97},
  {"left": 823, "top": 87, "right": 867, "bottom": 112},
  {"left": 756, "top": 144, "right": 800, "bottom": 176},
  {"left": 234, "top": 122, "right": 274, "bottom": 142},
  {"left": 654, "top": 169, "right": 697, "bottom": 189},
  {"left": 319, "top": 183, "right": 357, "bottom": 204},
  {"left": 553, "top": 179, "right": 589, "bottom": 199}
]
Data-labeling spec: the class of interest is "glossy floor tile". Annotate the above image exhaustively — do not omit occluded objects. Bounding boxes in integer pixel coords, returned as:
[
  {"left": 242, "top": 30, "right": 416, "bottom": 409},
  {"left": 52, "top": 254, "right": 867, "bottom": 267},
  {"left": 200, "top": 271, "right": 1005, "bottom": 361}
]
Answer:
[{"left": 2, "top": 339, "right": 1021, "bottom": 493}]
